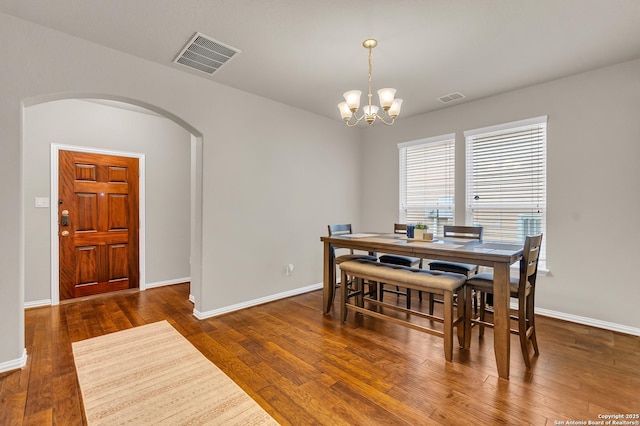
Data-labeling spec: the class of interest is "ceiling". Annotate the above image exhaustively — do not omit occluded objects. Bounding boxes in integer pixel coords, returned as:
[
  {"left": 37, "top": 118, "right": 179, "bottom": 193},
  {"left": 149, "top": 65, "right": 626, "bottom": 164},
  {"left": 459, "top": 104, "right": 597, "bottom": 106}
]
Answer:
[{"left": 2, "top": 0, "right": 640, "bottom": 122}]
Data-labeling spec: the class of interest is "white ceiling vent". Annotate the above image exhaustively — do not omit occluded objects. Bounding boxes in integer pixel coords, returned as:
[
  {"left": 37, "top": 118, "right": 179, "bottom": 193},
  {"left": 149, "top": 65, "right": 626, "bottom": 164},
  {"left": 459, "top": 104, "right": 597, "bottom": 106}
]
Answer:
[
  {"left": 173, "top": 32, "right": 240, "bottom": 75},
  {"left": 437, "top": 92, "right": 465, "bottom": 104}
]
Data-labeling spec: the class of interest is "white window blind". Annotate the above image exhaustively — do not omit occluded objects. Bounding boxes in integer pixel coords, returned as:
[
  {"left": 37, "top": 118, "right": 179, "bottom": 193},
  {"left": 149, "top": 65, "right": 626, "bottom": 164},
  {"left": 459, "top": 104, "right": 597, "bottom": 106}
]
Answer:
[
  {"left": 398, "top": 134, "right": 455, "bottom": 237},
  {"left": 465, "top": 117, "right": 547, "bottom": 266}
]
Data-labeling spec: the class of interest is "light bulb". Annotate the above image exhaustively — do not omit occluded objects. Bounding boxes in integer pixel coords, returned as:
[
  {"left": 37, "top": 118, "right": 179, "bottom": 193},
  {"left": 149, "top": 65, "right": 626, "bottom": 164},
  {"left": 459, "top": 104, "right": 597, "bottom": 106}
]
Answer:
[
  {"left": 343, "top": 90, "right": 362, "bottom": 111},
  {"left": 338, "top": 102, "right": 353, "bottom": 121},
  {"left": 377, "top": 88, "right": 397, "bottom": 110},
  {"left": 388, "top": 99, "right": 403, "bottom": 118}
]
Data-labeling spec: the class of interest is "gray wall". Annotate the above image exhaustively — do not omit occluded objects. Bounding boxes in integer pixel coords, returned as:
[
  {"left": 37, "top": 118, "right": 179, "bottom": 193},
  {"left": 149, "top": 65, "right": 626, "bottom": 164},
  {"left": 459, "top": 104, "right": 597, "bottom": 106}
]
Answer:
[
  {"left": 3, "top": 10, "right": 638, "bottom": 369},
  {"left": 23, "top": 99, "right": 191, "bottom": 303},
  {"left": 0, "top": 13, "right": 361, "bottom": 367},
  {"left": 360, "top": 58, "right": 640, "bottom": 330}
]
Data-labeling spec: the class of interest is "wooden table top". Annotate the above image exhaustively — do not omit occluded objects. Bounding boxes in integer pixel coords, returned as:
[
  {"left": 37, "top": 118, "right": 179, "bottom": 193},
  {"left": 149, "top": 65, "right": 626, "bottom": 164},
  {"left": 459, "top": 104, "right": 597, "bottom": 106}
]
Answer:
[{"left": 321, "top": 233, "right": 523, "bottom": 266}]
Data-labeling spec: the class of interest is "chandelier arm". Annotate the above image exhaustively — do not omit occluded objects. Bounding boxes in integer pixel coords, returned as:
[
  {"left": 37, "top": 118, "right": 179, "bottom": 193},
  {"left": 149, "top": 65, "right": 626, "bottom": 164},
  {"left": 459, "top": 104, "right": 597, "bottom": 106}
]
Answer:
[
  {"left": 346, "top": 112, "right": 365, "bottom": 127},
  {"left": 374, "top": 113, "right": 396, "bottom": 126}
]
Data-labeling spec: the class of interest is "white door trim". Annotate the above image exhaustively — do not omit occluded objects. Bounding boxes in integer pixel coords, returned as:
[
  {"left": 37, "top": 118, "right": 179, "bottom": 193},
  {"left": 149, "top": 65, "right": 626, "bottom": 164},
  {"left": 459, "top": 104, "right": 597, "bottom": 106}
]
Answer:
[{"left": 50, "top": 144, "right": 146, "bottom": 305}]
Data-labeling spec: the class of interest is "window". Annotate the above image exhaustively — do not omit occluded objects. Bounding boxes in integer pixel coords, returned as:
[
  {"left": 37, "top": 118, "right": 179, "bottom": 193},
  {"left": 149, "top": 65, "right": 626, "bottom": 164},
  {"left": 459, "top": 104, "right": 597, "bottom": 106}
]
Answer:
[
  {"left": 465, "top": 116, "right": 547, "bottom": 267},
  {"left": 398, "top": 134, "right": 455, "bottom": 237}
]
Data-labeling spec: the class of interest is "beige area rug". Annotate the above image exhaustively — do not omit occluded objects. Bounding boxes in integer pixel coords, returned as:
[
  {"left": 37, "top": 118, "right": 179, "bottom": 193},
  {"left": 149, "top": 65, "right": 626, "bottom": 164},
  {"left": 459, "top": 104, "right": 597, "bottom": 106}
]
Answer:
[{"left": 72, "top": 320, "right": 278, "bottom": 425}]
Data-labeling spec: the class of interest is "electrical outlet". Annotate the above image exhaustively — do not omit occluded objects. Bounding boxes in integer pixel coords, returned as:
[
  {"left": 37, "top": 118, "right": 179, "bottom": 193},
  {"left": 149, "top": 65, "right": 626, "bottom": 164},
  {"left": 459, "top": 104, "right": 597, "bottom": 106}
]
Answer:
[{"left": 286, "top": 264, "right": 294, "bottom": 276}]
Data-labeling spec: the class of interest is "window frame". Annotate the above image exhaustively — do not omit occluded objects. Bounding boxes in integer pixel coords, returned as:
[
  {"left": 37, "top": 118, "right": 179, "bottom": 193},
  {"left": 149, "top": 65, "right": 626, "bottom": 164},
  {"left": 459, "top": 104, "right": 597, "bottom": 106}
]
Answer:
[
  {"left": 398, "top": 133, "right": 456, "bottom": 236},
  {"left": 464, "top": 116, "right": 547, "bottom": 269}
]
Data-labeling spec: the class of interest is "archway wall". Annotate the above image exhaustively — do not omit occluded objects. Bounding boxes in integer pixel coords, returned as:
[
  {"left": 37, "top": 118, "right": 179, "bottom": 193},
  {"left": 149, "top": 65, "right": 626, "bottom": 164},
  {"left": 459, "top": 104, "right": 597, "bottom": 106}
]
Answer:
[
  {"left": 24, "top": 99, "right": 192, "bottom": 303},
  {"left": 0, "top": 13, "right": 360, "bottom": 366}
]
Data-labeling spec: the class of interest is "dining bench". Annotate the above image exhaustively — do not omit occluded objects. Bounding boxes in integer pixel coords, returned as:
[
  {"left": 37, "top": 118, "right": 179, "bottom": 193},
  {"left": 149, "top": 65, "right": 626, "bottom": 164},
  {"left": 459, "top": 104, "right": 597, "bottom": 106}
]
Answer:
[{"left": 339, "top": 259, "right": 468, "bottom": 361}]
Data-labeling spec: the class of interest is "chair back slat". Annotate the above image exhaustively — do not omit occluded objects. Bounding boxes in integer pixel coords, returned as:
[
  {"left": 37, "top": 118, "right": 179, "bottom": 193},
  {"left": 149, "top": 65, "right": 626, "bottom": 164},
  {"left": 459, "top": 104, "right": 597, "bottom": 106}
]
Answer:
[
  {"left": 328, "top": 224, "right": 357, "bottom": 255},
  {"left": 521, "top": 234, "right": 543, "bottom": 285},
  {"left": 443, "top": 225, "right": 483, "bottom": 240},
  {"left": 394, "top": 223, "right": 407, "bottom": 234},
  {"left": 328, "top": 224, "right": 353, "bottom": 237}
]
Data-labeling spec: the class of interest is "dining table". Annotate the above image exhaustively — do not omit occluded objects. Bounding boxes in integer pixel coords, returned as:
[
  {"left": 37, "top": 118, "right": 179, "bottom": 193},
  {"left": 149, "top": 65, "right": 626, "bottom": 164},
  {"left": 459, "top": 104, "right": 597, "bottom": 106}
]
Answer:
[{"left": 321, "top": 232, "right": 524, "bottom": 380}]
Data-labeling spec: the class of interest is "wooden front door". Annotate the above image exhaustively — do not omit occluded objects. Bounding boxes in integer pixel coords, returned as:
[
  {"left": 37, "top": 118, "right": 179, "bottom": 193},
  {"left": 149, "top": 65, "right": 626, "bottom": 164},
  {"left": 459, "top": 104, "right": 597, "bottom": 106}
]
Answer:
[{"left": 58, "top": 150, "right": 139, "bottom": 300}]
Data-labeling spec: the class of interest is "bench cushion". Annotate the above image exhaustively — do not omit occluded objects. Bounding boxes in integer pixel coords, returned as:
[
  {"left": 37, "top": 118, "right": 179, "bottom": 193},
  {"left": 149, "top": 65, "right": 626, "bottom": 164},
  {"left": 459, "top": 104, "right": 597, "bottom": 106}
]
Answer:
[{"left": 339, "top": 259, "right": 466, "bottom": 292}]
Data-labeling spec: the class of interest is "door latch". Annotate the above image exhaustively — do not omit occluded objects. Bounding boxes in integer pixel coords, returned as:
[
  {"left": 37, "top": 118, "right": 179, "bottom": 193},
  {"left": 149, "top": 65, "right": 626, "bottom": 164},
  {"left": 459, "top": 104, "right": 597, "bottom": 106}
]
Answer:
[{"left": 61, "top": 209, "right": 70, "bottom": 226}]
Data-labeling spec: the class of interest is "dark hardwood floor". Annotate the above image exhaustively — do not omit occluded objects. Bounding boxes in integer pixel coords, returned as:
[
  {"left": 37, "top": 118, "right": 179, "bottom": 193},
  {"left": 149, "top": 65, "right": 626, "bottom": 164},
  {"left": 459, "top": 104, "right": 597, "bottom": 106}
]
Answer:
[{"left": 1, "top": 283, "right": 638, "bottom": 425}]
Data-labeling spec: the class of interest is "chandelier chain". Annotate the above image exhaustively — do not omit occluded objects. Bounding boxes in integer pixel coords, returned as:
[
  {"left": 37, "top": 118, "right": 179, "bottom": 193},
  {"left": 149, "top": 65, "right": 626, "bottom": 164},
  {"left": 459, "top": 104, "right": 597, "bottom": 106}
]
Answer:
[{"left": 368, "top": 45, "right": 373, "bottom": 110}]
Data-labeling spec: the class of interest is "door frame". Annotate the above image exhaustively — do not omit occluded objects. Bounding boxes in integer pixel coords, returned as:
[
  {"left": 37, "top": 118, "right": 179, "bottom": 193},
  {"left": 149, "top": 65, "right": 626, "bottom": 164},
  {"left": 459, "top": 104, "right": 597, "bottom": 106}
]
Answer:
[{"left": 50, "top": 144, "right": 146, "bottom": 305}]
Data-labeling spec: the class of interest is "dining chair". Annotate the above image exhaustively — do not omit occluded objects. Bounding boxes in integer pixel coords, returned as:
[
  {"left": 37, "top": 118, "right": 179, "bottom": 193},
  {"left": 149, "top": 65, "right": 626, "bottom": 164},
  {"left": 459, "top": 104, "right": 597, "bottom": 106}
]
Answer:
[
  {"left": 377, "top": 223, "right": 423, "bottom": 308},
  {"left": 428, "top": 225, "right": 483, "bottom": 314},
  {"left": 464, "top": 233, "right": 543, "bottom": 368},
  {"left": 327, "top": 224, "right": 378, "bottom": 303}
]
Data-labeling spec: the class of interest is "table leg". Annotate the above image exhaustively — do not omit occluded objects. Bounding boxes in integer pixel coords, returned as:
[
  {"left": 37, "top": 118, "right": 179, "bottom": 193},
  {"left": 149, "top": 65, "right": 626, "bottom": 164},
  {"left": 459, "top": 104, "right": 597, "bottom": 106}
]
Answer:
[
  {"left": 457, "top": 288, "right": 468, "bottom": 349},
  {"left": 493, "top": 262, "right": 511, "bottom": 379},
  {"left": 323, "top": 242, "right": 335, "bottom": 314}
]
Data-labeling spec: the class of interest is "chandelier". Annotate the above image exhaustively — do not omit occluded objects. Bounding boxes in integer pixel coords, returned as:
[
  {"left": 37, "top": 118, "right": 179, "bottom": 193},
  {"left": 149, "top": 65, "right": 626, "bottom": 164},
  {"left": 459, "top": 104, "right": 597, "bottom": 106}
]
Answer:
[{"left": 337, "top": 39, "right": 403, "bottom": 127}]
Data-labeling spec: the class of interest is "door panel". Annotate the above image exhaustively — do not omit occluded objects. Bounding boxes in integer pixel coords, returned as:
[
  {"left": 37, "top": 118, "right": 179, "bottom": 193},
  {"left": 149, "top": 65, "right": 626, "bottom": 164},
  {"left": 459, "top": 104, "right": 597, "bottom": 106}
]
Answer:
[
  {"left": 109, "top": 244, "right": 128, "bottom": 280},
  {"left": 108, "top": 195, "right": 129, "bottom": 229},
  {"left": 59, "top": 150, "right": 139, "bottom": 300},
  {"left": 108, "top": 166, "right": 128, "bottom": 182},
  {"left": 75, "top": 246, "right": 98, "bottom": 285},
  {"left": 76, "top": 194, "right": 98, "bottom": 231}
]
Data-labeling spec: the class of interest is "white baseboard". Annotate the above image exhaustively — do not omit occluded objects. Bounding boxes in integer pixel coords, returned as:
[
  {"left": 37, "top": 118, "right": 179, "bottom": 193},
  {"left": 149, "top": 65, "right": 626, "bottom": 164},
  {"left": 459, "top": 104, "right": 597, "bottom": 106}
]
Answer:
[
  {"left": 23, "top": 281, "right": 637, "bottom": 336},
  {"left": 24, "top": 299, "right": 52, "bottom": 309},
  {"left": 193, "top": 282, "right": 323, "bottom": 320},
  {"left": 0, "top": 349, "right": 27, "bottom": 373},
  {"left": 145, "top": 277, "right": 190, "bottom": 289},
  {"left": 506, "top": 300, "right": 639, "bottom": 336},
  {"left": 23, "top": 277, "right": 190, "bottom": 307},
  {"left": 535, "top": 307, "right": 640, "bottom": 336},
  {"left": 194, "top": 285, "right": 638, "bottom": 336}
]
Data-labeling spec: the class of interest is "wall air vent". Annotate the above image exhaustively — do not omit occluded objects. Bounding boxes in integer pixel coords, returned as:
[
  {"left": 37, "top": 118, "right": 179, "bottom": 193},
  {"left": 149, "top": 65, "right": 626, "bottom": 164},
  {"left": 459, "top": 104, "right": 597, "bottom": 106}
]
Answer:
[
  {"left": 437, "top": 92, "right": 465, "bottom": 104},
  {"left": 173, "top": 32, "right": 240, "bottom": 75}
]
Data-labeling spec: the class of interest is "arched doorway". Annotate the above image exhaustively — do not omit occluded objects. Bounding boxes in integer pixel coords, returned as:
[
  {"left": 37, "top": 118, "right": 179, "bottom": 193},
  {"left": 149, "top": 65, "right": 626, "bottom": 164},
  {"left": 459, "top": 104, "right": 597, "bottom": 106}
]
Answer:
[{"left": 21, "top": 95, "right": 203, "bottom": 307}]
